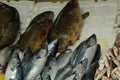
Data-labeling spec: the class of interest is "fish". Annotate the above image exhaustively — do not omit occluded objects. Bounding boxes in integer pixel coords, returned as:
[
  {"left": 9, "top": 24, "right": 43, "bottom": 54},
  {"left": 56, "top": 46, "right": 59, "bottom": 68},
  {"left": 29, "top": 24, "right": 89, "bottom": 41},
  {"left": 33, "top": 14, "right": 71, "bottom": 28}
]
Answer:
[
  {"left": 48, "top": 0, "right": 89, "bottom": 52},
  {"left": 23, "top": 44, "right": 48, "bottom": 80},
  {"left": 5, "top": 49, "right": 23, "bottom": 80},
  {"left": 70, "top": 34, "right": 97, "bottom": 66},
  {"left": 72, "top": 45, "right": 98, "bottom": 80},
  {"left": 81, "top": 61, "right": 99, "bottom": 80},
  {"left": 37, "top": 39, "right": 59, "bottom": 80},
  {"left": 73, "top": 58, "right": 88, "bottom": 80},
  {"left": 15, "top": 11, "right": 54, "bottom": 54},
  {"left": 0, "top": 2, "right": 20, "bottom": 50},
  {"left": 41, "top": 58, "right": 57, "bottom": 80},
  {"left": 41, "top": 49, "right": 72, "bottom": 80},
  {"left": 22, "top": 47, "right": 33, "bottom": 67},
  {"left": 73, "top": 44, "right": 101, "bottom": 80},
  {"left": 56, "top": 49, "right": 73, "bottom": 70},
  {"left": 54, "top": 64, "right": 73, "bottom": 80}
]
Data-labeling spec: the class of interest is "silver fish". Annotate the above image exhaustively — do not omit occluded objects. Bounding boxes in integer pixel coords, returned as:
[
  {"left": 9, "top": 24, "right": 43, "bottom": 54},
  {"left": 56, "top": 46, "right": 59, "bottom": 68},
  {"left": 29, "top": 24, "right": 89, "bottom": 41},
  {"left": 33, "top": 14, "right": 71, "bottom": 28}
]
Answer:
[
  {"left": 81, "top": 45, "right": 98, "bottom": 68},
  {"left": 73, "top": 45, "right": 98, "bottom": 80},
  {"left": 54, "top": 65, "right": 73, "bottom": 80},
  {"left": 37, "top": 39, "right": 59, "bottom": 80},
  {"left": 73, "top": 58, "right": 88, "bottom": 80},
  {"left": 24, "top": 44, "right": 48, "bottom": 80},
  {"left": 70, "top": 34, "right": 97, "bottom": 67},
  {"left": 41, "top": 58, "right": 57, "bottom": 80},
  {"left": 56, "top": 49, "right": 73, "bottom": 70},
  {"left": 5, "top": 49, "right": 23, "bottom": 80}
]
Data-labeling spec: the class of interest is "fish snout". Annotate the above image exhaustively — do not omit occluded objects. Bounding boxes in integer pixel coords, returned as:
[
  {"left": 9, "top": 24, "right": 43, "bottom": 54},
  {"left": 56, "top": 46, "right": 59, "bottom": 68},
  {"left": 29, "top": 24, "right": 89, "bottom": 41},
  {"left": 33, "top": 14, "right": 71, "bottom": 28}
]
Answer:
[{"left": 86, "top": 34, "right": 97, "bottom": 47}]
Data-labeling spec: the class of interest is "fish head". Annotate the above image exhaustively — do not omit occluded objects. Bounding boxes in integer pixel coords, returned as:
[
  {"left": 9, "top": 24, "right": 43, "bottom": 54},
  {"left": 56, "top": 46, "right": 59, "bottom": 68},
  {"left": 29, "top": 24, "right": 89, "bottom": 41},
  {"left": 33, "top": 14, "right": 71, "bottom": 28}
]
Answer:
[
  {"left": 85, "top": 34, "right": 97, "bottom": 47},
  {"left": 48, "top": 39, "right": 58, "bottom": 56}
]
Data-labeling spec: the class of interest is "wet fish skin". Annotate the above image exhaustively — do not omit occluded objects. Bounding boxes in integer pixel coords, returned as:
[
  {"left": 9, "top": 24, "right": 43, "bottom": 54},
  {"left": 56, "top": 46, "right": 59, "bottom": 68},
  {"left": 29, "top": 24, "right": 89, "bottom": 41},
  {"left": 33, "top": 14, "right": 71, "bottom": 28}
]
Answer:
[
  {"left": 23, "top": 44, "right": 48, "bottom": 80},
  {"left": 91, "top": 44, "right": 101, "bottom": 64},
  {"left": 5, "top": 49, "right": 23, "bottom": 80},
  {"left": 54, "top": 65, "right": 73, "bottom": 80},
  {"left": 47, "top": 39, "right": 58, "bottom": 62},
  {"left": 15, "top": 11, "right": 54, "bottom": 53},
  {"left": 73, "top": 58, "right": 88, "bottom": 80},
  {"left": 73, "top": 44, "right": 101, "bottom": 80},
  {"left": 48, "top": 0, "right": 87, "bottom": 52},
  {"left": 70, "top": 34, "right": 97, "bottom": 66},
  {"left": 41, "top": 58, "right": 57, "bottom": 80},
  {"left": 0, "top": 2, "right": 20, "bottom": 50},
  {"left": 56, "top": 49, "right": 73, "bottom": 70},
  {"left": 39, "top": 39, "right": 59, "bottom": 80},
  {"left": 22, "top": 47, "right": 33, "bottom": 67},
  {"left": 81, "top": 61, "right": 99, "bottom": 80}
]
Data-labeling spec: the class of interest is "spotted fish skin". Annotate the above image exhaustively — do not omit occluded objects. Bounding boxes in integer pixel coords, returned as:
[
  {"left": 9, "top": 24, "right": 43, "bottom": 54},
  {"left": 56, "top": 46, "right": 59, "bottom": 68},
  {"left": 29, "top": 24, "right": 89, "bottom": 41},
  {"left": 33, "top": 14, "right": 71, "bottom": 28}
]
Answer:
[
  {"left": 0, "top": 2, "right": 20, "bottom": 50},
  {"left": 48, "top": 0, "right": 87, "bottom": 52},
  {"left": 15, "top": 11, "right": 54, "bottom": 54}
]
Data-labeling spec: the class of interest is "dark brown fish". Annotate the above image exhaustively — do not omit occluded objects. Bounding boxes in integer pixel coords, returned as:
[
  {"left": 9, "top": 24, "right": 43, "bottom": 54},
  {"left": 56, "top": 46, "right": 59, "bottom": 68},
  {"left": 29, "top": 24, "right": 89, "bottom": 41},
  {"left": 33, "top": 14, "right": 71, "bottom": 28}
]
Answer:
[
  {"left": 48, "top": 0, "right": 89, "bottom": 52},
  {"left": 0, "top": 2, "right": 20, "bottom": 50},
  {"left": 15, "top": 11, "right": 54, "bottom": 53}
]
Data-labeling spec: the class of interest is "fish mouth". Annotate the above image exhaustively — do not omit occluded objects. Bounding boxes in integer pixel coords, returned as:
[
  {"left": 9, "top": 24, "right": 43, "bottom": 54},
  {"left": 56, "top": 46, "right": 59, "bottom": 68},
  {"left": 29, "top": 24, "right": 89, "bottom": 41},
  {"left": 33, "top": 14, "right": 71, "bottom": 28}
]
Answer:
[{"left": 86, "top": 34, "right": 97, "bottom": 47}]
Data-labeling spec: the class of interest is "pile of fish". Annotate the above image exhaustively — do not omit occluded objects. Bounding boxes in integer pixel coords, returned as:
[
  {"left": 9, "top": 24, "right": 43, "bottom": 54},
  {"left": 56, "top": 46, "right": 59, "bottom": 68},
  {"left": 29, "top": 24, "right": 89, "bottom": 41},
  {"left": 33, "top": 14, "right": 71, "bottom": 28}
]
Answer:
[
  {"left": 94, "top": 33, "right": 120, "bottom": 80},
  {"left": 0, "top": 0, "right": 101, "bottom": 80},
  {"left": 4, "top": 34, "right": 100, "bottom": 80}
]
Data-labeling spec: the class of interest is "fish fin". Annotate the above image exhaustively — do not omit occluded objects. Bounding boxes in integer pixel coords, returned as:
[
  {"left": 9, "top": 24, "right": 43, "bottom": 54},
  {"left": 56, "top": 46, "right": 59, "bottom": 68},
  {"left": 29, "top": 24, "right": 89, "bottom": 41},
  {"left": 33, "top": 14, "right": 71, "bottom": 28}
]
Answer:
[
  {"left": 82, "top": 12, "right": 90, "bottom": 20},
  {"left": 91, "top": 44, "right": 101, "bottom": 64}
]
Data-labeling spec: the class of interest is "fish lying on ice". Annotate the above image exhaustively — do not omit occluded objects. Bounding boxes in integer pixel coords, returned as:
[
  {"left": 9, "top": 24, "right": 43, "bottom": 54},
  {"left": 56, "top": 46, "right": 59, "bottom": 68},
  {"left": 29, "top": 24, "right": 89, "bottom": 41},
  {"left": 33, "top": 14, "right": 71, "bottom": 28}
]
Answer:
[
  {"left": 15, "top": 11, "right": 54, "bottom": 54},
  {"left": 48, "top": 0, "right": 89, "bottom": 52},
  {"left": 5, "top": 49, "right": 23, "bottom": 80}
]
